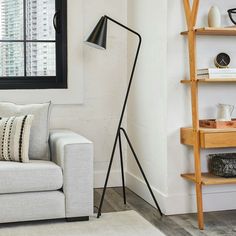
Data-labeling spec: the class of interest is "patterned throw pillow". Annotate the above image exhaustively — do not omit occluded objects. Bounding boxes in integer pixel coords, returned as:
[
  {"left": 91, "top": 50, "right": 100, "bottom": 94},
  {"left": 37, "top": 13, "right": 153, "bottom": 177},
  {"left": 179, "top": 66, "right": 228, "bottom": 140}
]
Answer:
[{"left": 0, "top": 115, "right": 34, "bottom": 163}]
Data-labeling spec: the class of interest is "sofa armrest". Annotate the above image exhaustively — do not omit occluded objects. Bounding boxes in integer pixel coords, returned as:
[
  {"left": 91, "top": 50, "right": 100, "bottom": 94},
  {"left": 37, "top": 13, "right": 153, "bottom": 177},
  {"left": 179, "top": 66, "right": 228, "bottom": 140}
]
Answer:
[{"left": 49, "top": 129, "right": 93, "bottom": 218}]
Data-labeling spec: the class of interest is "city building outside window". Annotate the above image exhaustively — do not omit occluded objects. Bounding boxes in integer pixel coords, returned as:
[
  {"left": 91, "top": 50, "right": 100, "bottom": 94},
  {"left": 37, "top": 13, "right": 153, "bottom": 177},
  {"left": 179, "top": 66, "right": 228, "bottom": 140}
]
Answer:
[{"left": 0, "top": 0, "right": 67, "bottom": 89}]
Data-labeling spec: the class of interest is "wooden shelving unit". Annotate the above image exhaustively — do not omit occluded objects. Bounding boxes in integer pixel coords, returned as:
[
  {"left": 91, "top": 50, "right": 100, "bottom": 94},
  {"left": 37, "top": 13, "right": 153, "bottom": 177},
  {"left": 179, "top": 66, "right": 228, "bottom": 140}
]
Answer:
[{"left": 180, "top": 0, "right": 236, "bottom": 230}]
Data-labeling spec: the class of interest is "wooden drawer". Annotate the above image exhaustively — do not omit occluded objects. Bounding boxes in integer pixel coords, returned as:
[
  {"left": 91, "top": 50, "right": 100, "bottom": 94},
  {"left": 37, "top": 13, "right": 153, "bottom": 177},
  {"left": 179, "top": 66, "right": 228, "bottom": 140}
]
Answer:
[
  {"left": 200, "top": 131, "right": 236, "bottom": 148},
  {"left": 181, "top": 127, "right": 236, "bottom": 149}
]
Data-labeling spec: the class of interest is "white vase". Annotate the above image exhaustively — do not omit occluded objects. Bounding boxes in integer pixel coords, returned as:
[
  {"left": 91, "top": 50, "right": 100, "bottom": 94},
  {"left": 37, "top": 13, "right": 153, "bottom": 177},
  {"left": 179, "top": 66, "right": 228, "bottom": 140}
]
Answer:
[{"left": 208, "top": 6, "right": 221, "bottom": 27}]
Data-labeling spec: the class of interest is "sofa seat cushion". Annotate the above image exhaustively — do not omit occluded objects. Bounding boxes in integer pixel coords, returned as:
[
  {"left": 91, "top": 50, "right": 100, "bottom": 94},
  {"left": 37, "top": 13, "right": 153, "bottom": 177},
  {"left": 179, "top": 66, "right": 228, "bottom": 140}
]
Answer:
[{"left": 0, "top": 160, "right": 63, "bottom": 194}]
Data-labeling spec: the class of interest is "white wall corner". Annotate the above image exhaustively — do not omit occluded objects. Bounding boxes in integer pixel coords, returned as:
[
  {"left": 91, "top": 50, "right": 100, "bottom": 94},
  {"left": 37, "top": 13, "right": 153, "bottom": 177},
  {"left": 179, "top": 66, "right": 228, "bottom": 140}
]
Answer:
[
  {"left": 126, "top": 171, "right": 236, "bottom": 215},
  {"left": 126, "top": 171, "right": 168, "bottom": 215}
]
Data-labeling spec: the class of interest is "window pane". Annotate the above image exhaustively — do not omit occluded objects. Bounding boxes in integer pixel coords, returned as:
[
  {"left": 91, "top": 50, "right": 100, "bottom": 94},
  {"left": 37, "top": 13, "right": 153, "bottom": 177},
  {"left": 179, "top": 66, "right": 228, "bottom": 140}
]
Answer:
[
  {"left": 0, "top": 0, "right": 24, "bottom": 40},
  {"left": 0, "top": 42, "right": 24, "bottom": 77},
  {"left": 26, "top": 42, "right": 55, "bottom": 76},
  {"left": 26, "top": 0, "right": 55, "bottom": 40}
]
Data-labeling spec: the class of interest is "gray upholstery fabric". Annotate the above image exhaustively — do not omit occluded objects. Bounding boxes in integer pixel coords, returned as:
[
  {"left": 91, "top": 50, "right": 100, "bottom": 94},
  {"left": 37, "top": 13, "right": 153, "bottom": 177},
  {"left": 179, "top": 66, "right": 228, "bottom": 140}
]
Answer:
[
  {"left": 0, "top": 102, "right": 51, "bottom": 160},
  {"left": 0, "top": 160, "right": 63, "bottom": 194},
  {"left": 50, "top": 130, "right": 94, "bottom": 218},
  {"left": 0, "top": 191, "right": 65, "bottom": 223},
  {"left": 0, "top": 129, "right": 93, "bottom": 224}
]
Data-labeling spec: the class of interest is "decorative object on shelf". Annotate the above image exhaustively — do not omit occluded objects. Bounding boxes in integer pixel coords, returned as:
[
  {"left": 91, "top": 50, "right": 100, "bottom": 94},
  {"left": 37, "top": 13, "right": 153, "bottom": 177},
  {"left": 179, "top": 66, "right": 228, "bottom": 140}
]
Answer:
[
  {"left": 208, "top": 6, "right": 221, "bottom": 28},
  {"left": 84, "top": 15, "right": 162, "bottom": 219},
  {"left": 214, "top": 53, "right": 231, "bottom": 68},
  {"left": 228, "top": 8, "right": 236, "bottom": 25},
  {"left": 197, "top": 68, "right": 236, "bottom": 79},
  {"left": 199, "top": 119, "right": 236, "bottom": 129},
  {"left": 216, "top": 103, "right": 234, "bottom": 121},
  {"left": 208, "top": 153, "right": 236, "bottom": 177}
]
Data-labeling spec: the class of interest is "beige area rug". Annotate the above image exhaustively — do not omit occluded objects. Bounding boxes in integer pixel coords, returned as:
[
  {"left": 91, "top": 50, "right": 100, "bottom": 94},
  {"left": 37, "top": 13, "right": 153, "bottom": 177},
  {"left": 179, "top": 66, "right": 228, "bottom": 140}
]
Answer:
[{"left": 0, "top": 211, "right": 165, "bottom": 236}]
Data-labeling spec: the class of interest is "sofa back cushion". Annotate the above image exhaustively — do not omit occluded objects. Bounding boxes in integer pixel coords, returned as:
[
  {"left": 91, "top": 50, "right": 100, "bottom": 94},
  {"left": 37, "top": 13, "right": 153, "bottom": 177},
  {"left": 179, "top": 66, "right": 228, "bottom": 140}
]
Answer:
[{"left": 0, "top": 102, "right": 51, "bottom": 160}]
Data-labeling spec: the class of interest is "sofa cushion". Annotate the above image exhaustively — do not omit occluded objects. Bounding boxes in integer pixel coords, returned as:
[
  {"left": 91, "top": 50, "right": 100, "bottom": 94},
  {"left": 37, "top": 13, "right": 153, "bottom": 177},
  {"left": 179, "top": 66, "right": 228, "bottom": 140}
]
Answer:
[
  {"left": 0, "top": 160, "right": 63, "bottom": 194},
  {"left": 0, "top": 102, "right": 51, "bottom": 160}
]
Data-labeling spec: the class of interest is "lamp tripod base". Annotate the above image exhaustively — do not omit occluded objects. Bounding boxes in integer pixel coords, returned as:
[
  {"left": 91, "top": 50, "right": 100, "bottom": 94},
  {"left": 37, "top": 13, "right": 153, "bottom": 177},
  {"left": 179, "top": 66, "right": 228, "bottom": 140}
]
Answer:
[{"left": 97, "top": 127, "right": 163, "bottom": 218}]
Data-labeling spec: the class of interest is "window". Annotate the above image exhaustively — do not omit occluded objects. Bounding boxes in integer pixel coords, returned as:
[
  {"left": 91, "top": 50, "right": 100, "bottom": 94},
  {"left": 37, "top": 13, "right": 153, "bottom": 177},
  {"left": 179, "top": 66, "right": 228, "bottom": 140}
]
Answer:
[{"left": 0, "top": 0, "right": 67, "bottom": 89}]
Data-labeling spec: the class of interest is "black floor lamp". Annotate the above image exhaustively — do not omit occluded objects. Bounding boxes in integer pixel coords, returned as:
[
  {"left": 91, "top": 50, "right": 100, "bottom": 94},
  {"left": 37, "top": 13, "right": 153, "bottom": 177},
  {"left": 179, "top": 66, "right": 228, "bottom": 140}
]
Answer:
[{"left": 85, "top": 15, "right": 162, "bottom": 218}]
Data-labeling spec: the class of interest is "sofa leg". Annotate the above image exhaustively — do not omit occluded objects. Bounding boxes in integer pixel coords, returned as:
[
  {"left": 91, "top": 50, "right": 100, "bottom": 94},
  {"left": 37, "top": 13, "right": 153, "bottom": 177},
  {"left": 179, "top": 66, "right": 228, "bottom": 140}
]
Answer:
[{"left": 66, "top": 216, "right": 89, "bottom": 222}]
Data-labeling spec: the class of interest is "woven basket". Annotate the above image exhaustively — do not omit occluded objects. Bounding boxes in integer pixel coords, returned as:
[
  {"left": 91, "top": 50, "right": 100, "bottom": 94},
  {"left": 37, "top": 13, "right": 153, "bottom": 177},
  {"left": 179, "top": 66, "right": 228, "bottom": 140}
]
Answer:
[{"left": 208, "top": 153, "right": 236, "bottom": 178}]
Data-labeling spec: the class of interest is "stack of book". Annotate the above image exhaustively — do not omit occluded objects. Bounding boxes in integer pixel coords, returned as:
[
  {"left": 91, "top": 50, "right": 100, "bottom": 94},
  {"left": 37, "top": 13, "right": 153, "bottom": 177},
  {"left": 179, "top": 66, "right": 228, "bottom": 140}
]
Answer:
[{"left": 197, "top": 68, "right": 236, "bottom": 79}]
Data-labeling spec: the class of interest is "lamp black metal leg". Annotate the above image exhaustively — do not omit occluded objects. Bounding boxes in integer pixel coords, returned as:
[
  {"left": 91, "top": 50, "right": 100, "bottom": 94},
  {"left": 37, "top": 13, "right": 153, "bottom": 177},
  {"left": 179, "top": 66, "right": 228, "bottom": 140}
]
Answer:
[
  {"left": 97, "top": 132, "right": 119, "bottom": 218},
  {"left": 118, "top": 130, "right": 126, "bottom": 204},
  {"left": 120, "top": 128, "right": 163, "bottom": 216}
]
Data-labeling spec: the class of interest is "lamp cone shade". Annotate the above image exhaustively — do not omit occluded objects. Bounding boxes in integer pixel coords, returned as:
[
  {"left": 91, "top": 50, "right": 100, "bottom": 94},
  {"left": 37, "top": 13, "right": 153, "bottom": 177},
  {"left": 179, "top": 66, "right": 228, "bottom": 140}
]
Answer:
[{"left": 85, "top": 16, "right": 107, "bottom": 50}]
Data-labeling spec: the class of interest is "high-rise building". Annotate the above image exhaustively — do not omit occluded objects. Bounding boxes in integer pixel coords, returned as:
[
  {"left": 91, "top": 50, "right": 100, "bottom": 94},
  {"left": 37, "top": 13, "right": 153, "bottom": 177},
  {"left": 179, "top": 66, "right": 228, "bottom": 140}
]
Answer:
[
  {"left": 0, "top": 0, "right": 24, "bottom": 76},
  {"left": 0, "top": 0, "right": 55, "bottom": 77},
  {"left": 26, "top": 0, "right": 55, "bottom": 76}
]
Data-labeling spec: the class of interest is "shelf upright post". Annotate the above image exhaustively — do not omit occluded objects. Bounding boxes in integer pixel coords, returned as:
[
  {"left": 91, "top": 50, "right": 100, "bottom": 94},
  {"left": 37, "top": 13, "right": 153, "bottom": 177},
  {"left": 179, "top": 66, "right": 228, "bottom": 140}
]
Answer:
[{"left": 183, "top": 0, "right": 204, "bottom": 230}]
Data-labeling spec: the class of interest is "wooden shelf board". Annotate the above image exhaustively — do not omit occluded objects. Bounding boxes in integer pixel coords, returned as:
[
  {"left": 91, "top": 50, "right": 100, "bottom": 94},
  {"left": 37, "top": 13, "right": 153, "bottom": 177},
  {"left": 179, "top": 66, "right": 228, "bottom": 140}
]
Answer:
[
  {"left": 181, "top": 27, "right": 236, "bottom": 36},
  {"left": 181, "top": 79, "right": 236, "bottom": 84},
  {"left": 182, "top": 127, "right": 236, "bottom": 133},
  {"left": 181, "top": 173, "right": 236, "bottom": 185}
]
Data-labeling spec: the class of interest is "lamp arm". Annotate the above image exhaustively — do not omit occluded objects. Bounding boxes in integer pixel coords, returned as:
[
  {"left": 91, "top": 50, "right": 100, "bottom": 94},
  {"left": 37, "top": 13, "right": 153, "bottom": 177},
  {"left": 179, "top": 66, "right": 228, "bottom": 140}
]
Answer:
[
  {"left": 105, "top": 15, "right": 142, "bottom": 41},
  {"left": 104, "top": 15, "right": 142, "bottom": 128}
]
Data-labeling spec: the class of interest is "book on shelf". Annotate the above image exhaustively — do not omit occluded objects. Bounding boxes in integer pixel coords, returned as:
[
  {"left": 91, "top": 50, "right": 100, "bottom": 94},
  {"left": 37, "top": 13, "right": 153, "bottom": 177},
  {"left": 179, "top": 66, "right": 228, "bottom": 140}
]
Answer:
[
  {"left": 197, "top": 68, "right": 236, "bottom": 75},
  {"left": 197, "top": 68, "right": 236, "bottom": 79},
  {"left": 197, "top": 74, "right": 236, "bottom": 79}
]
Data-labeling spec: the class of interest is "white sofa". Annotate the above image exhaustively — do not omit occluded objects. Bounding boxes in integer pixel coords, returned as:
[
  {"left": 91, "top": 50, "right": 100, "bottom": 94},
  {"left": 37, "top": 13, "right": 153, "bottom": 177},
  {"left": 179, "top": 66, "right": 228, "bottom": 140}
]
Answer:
[{"left": 0, "top": 129, "right": 93, "bottom": 223}]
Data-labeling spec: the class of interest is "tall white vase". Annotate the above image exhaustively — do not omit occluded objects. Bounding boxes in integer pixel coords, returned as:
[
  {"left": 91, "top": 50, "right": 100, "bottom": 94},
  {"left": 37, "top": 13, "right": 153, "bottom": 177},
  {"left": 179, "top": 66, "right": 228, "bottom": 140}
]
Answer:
[{"left": 208, "top": 6, "right": 221, "bottom": 27}]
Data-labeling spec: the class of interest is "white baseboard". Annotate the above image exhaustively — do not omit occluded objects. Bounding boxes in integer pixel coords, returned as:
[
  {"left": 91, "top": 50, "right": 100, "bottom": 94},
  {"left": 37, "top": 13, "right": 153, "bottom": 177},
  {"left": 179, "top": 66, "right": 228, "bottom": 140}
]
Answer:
[
  {"left": 165, "top": 190, "right": 236, "bottom": 215},
  {"left": 126, "top": 171, "right": 167, "bottom": 214},
  {"left": 94, "top": 170, "right": 123, "bottom": 188},
  {"left": 126, "top": 171, "right": 236, "bottom": 215}
]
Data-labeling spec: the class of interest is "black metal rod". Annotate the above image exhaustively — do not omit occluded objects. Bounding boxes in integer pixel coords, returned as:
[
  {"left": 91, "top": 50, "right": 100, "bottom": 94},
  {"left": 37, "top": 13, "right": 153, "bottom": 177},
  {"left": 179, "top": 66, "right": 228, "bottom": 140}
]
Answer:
[
  {"left": 104, "top": 15, "right": 142, "bottom": 132},
  {"left": 118, "top": 131, "right": 126, "bottom": 204},
  {"left": 97, "top": 133, "right": 118, "bottom": 218},
  {"left": 23, "top": 0, "right": 27, "bottom": 77},
  {"left": 97, "top": 15, "right": 142, "bottom": 219},
  {"left": 120, "top": 127, "right": 163, "bottom": 216}
]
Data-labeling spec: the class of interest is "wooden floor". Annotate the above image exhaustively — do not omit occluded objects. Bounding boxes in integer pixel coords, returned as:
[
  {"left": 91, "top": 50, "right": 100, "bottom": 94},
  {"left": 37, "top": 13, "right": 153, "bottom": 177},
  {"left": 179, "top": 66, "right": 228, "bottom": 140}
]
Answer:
[{"left": 95, "top": 187, "right": 236, "bottom": 236}]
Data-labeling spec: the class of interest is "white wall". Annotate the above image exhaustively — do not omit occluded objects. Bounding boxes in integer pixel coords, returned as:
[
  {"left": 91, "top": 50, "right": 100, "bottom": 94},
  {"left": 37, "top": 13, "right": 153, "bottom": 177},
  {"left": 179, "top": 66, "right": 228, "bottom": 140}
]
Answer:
[
  {"left": 126, "top": 0, "right": 168, "bottom": 213},
  {"left": 51, "top": 0, "right": 127, "bottom": 187}
]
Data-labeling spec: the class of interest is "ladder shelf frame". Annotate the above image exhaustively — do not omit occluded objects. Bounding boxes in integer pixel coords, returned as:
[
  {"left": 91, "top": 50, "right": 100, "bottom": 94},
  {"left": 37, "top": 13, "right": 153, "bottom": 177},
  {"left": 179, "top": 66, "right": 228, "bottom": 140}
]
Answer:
[{"left": 182, "top": 0, "right": 204, "bottom": 230}]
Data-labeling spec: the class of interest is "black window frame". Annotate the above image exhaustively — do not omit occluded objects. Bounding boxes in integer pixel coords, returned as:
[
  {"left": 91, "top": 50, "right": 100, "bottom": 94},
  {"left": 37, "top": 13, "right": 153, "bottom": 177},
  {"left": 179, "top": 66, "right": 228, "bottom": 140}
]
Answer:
[{"left": 0, "top": 0, "right": 67, "bottom": 90}]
